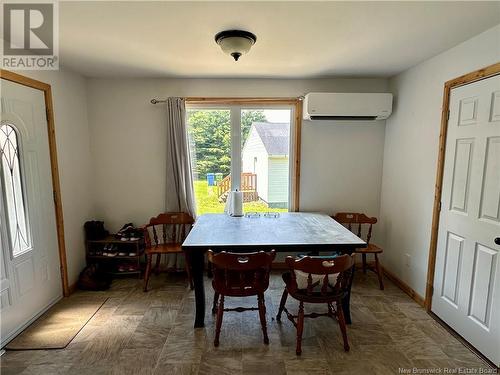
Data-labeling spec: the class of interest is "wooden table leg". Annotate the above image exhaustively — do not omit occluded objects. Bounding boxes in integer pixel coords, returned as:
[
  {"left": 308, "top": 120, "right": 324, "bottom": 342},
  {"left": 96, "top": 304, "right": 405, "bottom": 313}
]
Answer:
[{"left": 190, "top": 251, "right": 206, "bottom": 328}]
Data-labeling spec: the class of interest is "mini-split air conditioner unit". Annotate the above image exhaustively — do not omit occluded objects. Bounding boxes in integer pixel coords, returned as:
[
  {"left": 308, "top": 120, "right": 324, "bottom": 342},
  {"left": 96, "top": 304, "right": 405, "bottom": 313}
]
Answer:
[{"left": 303, "top": 92, "right": 393, "bottom": 121}]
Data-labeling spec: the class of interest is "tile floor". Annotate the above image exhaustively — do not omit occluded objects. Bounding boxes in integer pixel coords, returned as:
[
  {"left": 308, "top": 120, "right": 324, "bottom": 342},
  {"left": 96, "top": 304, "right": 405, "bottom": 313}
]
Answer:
[{"left": 0, "top": 271, "right": 492, "bottom": 375}]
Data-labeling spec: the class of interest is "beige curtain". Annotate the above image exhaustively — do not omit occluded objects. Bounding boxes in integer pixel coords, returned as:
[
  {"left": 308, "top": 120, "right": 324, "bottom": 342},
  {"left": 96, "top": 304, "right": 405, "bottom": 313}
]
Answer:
[
  {"left": 164, "top": 97, "right": 196, "bottom": 269},
  {"left": 165, "top": 97, "right": 196, "bottom": 217}
]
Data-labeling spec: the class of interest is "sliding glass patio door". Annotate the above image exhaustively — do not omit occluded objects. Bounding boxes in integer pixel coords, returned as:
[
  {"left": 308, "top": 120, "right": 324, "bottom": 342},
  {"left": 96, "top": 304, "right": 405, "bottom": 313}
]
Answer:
[{"left": 186, "top": 104, "right": 295, "bottom": 216}]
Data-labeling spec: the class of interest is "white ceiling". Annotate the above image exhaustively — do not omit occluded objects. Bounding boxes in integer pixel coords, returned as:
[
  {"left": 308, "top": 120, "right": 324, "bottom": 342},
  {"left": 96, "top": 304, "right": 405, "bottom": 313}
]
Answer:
[{"left": 57, "top": 1, "right": 500, "bottom": 78}]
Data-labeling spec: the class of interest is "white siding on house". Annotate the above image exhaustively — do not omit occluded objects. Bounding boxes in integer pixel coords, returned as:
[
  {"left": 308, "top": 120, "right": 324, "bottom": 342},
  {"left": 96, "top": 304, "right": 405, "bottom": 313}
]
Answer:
[
  {"left": 242, "top": 127, "right": 269, "bottom": 201},
  {"left": 268, "top": 157, "right": 289, "bottom": 207}
]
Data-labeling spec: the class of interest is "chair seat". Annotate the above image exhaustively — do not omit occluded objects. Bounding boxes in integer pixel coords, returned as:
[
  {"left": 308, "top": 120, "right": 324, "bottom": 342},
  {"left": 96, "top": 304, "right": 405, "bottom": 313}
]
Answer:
[
  {"left": 282, "top": 272, "right": 344, "bottom": 303},
  {"left": 297, "top": 253, "right": 340, "bottom": 259},
  {"left": 146, "top": 243, "right": 182, "bottom": 254},
  {"left": 354, "top": 243, "right": 383, "bottom": 254},
  {"left": 212, "top": 283, "right": 263, "bottom": 297}
]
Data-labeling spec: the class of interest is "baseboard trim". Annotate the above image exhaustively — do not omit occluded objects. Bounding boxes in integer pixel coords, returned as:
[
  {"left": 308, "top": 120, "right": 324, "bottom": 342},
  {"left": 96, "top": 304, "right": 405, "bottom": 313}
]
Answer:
[
  {"left": 381, "top": 266, "right": 425, "bottom": 307},
  {"left": 68, "top": 281, "right": 78, "bottom": 295}
]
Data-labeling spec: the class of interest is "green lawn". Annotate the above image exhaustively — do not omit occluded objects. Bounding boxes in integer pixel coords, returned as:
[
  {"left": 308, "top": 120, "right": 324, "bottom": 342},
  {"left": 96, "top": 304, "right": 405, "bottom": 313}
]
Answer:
[{"left": 193, "top": 180, "right": 287, "bottom": 216}]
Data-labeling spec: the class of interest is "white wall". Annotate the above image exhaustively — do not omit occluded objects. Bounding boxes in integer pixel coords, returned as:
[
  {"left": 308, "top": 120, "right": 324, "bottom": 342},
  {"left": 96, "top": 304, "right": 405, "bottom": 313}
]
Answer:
[
  {"left": 300, "top": 120, "right": 386, "bottom": 218},
  {"left": 86, "top": 77, "right": 388, "bottom": 231},
  {"left": 21, "top": 68, "right": 94, "bottom": 286},
  {"left": 379, "top": 25, "right": 500, "bottom": 297}
]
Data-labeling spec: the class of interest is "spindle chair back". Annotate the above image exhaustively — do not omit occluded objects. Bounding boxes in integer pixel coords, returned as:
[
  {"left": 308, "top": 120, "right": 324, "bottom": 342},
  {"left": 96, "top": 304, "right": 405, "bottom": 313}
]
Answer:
[
  {"left": 333, "top": 212, "right": 384, "bottom": 290},
  {"left": 143, "top": 212, "right": 195, "bottom": 291},
  {"left": 277, "top": 254, "right": 355, "bottom": 354},
  {"left": 208, "top": 249, "right": 276, "bottom": 346}
]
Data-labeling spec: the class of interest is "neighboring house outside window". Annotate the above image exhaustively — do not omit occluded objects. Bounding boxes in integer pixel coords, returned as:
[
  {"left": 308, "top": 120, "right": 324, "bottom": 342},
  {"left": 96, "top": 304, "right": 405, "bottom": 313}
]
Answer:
[{"left": 242, "top": 122, "right": 290, "bottom": 209}]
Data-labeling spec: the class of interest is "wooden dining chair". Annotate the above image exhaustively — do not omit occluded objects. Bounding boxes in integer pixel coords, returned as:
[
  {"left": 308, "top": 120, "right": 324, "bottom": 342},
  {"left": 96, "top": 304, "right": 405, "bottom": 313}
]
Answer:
[
  {"left": 208, "top": 249, "right": 276, "bottom": 347},
  {"left": 277, "top": 254, "right": 355, "bottom": 355},
  {"left": 333, "top": 212, "right": 384, "bottom": 290},
  {"left": 142, "top": 212, "right": 194, "bottom": 292}
]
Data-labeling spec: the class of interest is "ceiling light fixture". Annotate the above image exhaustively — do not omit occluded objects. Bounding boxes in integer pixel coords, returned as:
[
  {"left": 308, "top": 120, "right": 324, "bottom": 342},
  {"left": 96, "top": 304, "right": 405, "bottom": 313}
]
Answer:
[{"left": 214, "top": 30, "right": 257, "bottom": 61}]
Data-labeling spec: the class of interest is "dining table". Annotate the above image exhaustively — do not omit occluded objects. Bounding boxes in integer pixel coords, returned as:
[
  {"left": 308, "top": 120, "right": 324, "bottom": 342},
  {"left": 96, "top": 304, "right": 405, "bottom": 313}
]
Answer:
[{"left": 182, "top": 212, "right": 367, "bottom": 328}]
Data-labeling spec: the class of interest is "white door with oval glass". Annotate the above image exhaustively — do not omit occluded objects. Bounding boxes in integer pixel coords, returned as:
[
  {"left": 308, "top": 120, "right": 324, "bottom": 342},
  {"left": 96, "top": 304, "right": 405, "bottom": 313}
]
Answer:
[
  {"left": 432, "top": 74, "right": 500, "bottom": 366},
  {"left": 0, "top": 79, "right": 62, "bottom": 347}
]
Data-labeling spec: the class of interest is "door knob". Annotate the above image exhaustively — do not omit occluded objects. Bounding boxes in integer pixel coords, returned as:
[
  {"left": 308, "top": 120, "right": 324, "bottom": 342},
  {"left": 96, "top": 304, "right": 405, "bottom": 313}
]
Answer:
[{"left": 495, "top": 237, "right": 500, "bottom": 245}]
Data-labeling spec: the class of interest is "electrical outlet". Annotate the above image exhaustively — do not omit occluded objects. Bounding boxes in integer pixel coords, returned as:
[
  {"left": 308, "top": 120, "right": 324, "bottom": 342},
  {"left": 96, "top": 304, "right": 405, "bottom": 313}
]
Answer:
[{"left": 405, "top": 253, "right": 411, "bottom": 268}]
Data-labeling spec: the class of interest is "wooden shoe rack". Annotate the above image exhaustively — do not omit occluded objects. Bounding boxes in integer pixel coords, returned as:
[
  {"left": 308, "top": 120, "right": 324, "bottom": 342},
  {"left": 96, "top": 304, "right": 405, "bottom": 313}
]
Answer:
[{"left": 86, "top": 235, "right": 145, "bottom": 278}]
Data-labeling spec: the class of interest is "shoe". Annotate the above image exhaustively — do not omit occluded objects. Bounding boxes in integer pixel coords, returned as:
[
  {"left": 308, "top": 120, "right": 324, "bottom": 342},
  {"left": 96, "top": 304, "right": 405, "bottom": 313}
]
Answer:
[
  {"left": 121, "top": 227, "right": 143, "bottom": 242},
  {"left": 129, "top": 229, "right": 142, "bottom": 241},
  {"left": 117, "top": 223, "right": 134, "bottom": 238},
  {"left": 107, "top": 245, "right": 117, "bottom": 257},
  {"left": 120, "top": 229, "right": 131, "bottom": 241},
  {"left": 103, "top": 245, "right": 110, "bottom": 256},
  {"left": 117, "top": 225, "right": 144, "bottom": 241},
  {"left": 128, "top": 252, "right": 137, "bottom": 257},
  {"left": 118, "top": 252, "right": 127, "bottom": 256},
  {"left": 117, "top": 264, "right": 127, "bottom": 272},
  {"left": 128, "top": 265, "right": 138, "bottom": 272}
]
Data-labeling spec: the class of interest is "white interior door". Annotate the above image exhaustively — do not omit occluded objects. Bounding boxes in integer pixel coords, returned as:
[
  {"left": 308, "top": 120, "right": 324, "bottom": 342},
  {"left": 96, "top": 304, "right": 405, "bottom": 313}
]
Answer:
[
  {"left": 0, "top": 79, "right": 62, "bottom": 347},
  {"left": 432, "top": 74, "right": 500, "bottom": 366}
]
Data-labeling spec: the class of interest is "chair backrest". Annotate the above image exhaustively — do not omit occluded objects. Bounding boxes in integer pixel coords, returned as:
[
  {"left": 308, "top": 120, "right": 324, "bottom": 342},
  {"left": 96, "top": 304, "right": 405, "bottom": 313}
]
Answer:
[
  {"left": 333, "top": 212, "right": 377, "bottom": 244},
  {"left": 208, "top": 250, "right": 276, "bottom": 295},
  {"left": 285, "top": 254, "right": 354, "bottom": 296},
  {"left": 143, "top": 212, "right": 194, "bottom": 247}
]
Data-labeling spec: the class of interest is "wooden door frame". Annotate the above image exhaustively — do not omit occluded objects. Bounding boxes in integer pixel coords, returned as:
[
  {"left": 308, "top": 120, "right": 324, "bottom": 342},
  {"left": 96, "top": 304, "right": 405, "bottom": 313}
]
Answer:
[
  {"left": 185, "top": 97, "right": 303, "bottom": 211},
  {"left": 0, "top": 69, "right": 69, "bottom": 297},
  {"left": 425, "top": 62, "right": 500, "bottom": 311}
]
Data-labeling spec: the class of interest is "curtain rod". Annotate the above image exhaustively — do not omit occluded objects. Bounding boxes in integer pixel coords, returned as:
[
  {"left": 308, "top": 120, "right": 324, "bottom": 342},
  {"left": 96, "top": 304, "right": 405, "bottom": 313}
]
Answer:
[
  {"left": 150, "top": 99, "right": 167, "bottom": 104},
  {"left": 150, "top": 97, "right": 302, "bottom": 105}
]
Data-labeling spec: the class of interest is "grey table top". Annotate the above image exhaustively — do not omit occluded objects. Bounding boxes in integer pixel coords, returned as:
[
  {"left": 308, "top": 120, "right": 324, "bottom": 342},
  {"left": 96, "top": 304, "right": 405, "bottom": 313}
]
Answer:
[{"left": 182, "top": 212, "right": 366, "bottom": 252}]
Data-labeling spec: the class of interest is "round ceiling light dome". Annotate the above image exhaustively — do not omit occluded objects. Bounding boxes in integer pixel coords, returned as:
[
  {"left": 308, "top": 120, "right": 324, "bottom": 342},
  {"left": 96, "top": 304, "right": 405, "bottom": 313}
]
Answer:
[{"left": 214, "top": 30, "right": 257, "bottom": 61}]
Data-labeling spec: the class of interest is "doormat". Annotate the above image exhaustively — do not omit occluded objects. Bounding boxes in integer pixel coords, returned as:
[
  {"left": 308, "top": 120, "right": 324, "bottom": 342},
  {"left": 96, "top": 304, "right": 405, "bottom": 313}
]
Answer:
[{"left": 6, "top": 296, "right": 108, "bottom": 350}]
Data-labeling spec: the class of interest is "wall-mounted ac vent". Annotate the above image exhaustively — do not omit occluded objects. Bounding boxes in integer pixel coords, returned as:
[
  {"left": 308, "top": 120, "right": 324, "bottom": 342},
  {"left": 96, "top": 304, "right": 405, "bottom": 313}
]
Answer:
[{"left": 303, "top": 93, "right": 393, "bottom": 121}]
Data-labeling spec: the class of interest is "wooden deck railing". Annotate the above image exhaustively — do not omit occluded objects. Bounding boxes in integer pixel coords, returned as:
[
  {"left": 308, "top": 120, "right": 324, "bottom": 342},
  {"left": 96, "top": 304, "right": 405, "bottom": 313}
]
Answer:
[
  {"left": 217, "top": 174, "right": 232, "bottom": 198},
  {"left": 217, "top": 173, "right": 258, "bottom": 199},
  {"left": 241, "top": 173, "right": 257, "bottom": 192}
]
